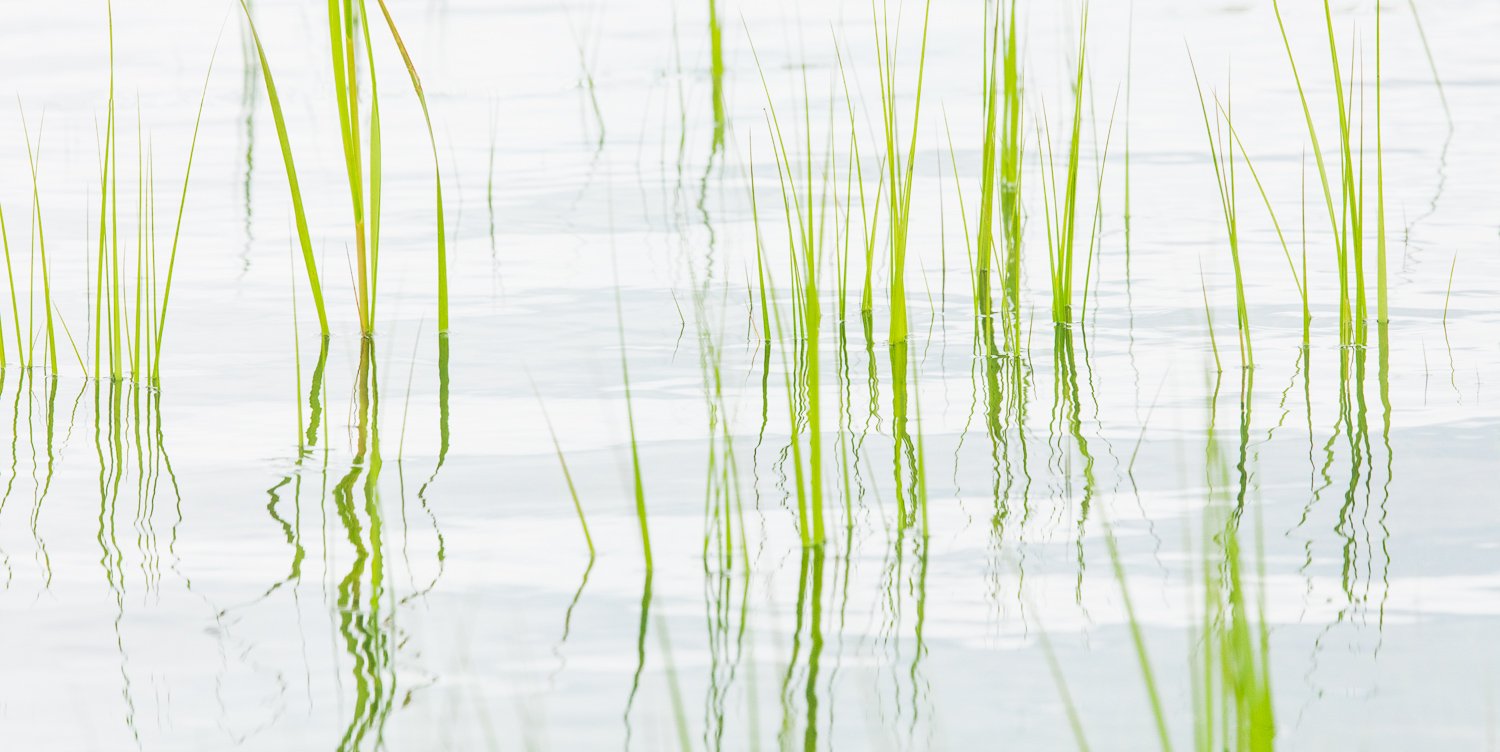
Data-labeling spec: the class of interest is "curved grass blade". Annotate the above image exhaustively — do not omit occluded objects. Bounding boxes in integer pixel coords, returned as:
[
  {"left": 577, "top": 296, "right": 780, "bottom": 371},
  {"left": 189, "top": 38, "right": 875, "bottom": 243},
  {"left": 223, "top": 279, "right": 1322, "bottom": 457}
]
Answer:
[
  {"left": 371, "top": 0, "right": 448, "bottom": 333},
  {"left": 151, "top": 42, "right": 221, "bottom": 383},
  {"left": 237, "top": 0, "right": 331, "bottom": 337}
]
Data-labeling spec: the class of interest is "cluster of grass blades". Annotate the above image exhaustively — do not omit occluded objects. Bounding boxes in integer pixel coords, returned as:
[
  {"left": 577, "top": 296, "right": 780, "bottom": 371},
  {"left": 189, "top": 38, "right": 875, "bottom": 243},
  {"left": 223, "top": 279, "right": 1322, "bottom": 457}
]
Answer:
[
  {"left": 1189, "top": 506, "right": 1277, "bottom": 751},
  {"left": 4, "top": 110, "right": 62, "bottom": 378},
  {"left": 747, "top": 30, "right": 832, "bottom": 548},
  {"left": 1, "top": 3, "right": 214, "bottom": 387},
  {"left": 0, "top": 143, "right": 56, "bottom": 377},
  {"left": 1188, "top": 59, "right": 1253, "bottom": 370},
  {"left": 730, "top": 0, "right": 1392, "bottom": 375},
  {"left": 1221, "top": 121, "right": 1309, "bottom": 349},
  {"left": 973, "top": 0, "right": 1024, "bottom": 325},
  {"left": 1078, "top": 365, "right": 1275, "bottom": 752},
  {"left": 747, "top": 85, "right": 834, "bottom": 549},
  {"left": 238, "top": 0, "right": 447, "bottom": 341},
  {"left": 1037, "top": 3, "right": 1091, "bottom": 327},
  {"left": 996, "top": 0, "right": 1025, "bottom": 338},
  {"left": 872, "top": 0, "right": 934, "bottom": 345},
  {"left": 324, "top": 0, "right": 383, "bottom": 337},
  {"left": 1191, "top": 370, "right": 1276, "bottom": 751},
  {"left": 3, "top": 2, "right": 1469, "bottom": 747},
  {"left": 1270, "top": 0, "right": 1388, "bottom": 347},
  {"left": 1178, "top": 0, "right": 1392, "bottom": 362},
  {"left": 747, "top": 30, "right": 943, "bottom": 549},
  {"left": 734, "top": 0, "right": 1137, "bottom": 556}
]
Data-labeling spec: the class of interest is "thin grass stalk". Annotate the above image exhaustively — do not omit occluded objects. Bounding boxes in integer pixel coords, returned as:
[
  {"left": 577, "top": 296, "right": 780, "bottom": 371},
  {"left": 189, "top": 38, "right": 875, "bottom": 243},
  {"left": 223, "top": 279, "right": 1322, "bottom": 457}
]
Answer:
[
  {"left": 93, "top": 96, "right": 113, "bottom": 377},
  {"left": 741, "top": 79, "right": 813, "bottom": 546},
  {"left": 749, "top": 143, "right": 773, "bottom": 343},
  {"left": 109, "top": 37, "right": 123, "bottom": 379},
  {"left": 1079, "top": 111, "right": 1115, "bottom": 329},
  {"left": 146, "top": 146, "right": 158, "bottom": 380},
  {"left": 372, "top": 0, "right": 448, "bottom": 333},
  {"left": 0, "top": 205, "right": 20, "bottom": 366},
  {"left": 150, "top": 46, "right": 217, "bottom": 384},
  {"left": 19, "top": 110, "right": 57, "bottom": 375},
  {"left": 762, "top": 245, "right": 815, "bottom": 547},
  {"left": 1404, "top": 0, "right": 1449, "bottom": 121},
  {"left": 1200, "top": 379, "right": 1276, "bottom": 750},
  {"left": 832, "top": 41, "right": 884, "bottom": 321},
  {"left": 1270, "top": 0, "right": 1345, "bottom": 340},
  {"left": 106, "top": 1, "right": 121, "bottom": 379},
  {"left": 533, "top": 379, "right": 595, "bottom": 557},
  {"left": 911, "top": 362, "right": 929, "bottom": 534},
  {"left": 1302, "top": 153, "right": 1309, "bottom": 346},
  {"left": 941, "top": 117, "right": 977, "bottom": 305},
  {"left": 1037, "top": 111, "right": 1057, "bottom": 314},
  {"left": 238, "top": 0, "right": 331, "bottom": 337},
  {"left": 1441, "top": 254, "right": 1456, "bottom": 329},
  {"left": 1033, "top": 615, "right": 1093, "bottom": 751},
  {"left": 1223, "top": 118, "right": 1307, "bottom": 347},
  {"left": 753, "top": 52, "right": 828, "bottom": 545},
  {"left": 131, "top": 112, "right": 143, "bottom": 382},
  {"left": 1201, "top": 266, "right": 1222, "bottom": 374},
  {"left": 1100, "top": 511, "right": 1175, "bottom": 751},
  {"left": 614, "top": 283, "right": 652, "bottom": 570},
  {"left": 359, "top": 4, "right": 383, "bottom": 329},
  {"left": 91, "top": 155, "right": 101, "bottom": 375},
  {"left": 1124, "top": 2, "right": 1134, "bottom": 259},
  {"left": 835, "top": 125, "right": 855, "bottom": 321},
  {"left": 1188, "top": 59, "right": 1252, "bottom": 369},
  {"left": 1375, "top": 1, "right": 1387, "bottom": 324}
]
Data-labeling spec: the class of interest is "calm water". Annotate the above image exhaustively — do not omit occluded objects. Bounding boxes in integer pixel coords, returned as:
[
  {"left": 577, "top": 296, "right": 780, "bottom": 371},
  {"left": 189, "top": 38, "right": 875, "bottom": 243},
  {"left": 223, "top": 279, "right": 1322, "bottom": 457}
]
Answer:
[{"left": 1, "top": 0, "right": 1498, "bottom": 749}]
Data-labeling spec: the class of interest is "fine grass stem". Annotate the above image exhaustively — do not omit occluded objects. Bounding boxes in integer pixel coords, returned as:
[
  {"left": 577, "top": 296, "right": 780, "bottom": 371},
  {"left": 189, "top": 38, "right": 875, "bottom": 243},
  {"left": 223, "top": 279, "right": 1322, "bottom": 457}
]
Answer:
[
  {"left": 1223, "top": 120, "right": 1308, "bottom": 346},
  {"left": 0, "top": 204, "right": 20, "bottom": 366},
  {"left": 1188, "top": 56, "right": 1252, "bottom": 369},
  {"left": 372, "top": 0, "right": 450, "bottom": 333},
  {"left": 238, "top": 0, "right": 331, "bottom": 337},
  {"left": 614, "top": 279, "right": 652, "bottom": 569},
  {"left": 150, "top": 44, "right": 219, "bottom": 384},
  {"left": 18, "top": 108, "right": 58, "bottom": 374},
  {"left": 530, "top": 373, "right": 595, "bottom": 558}
]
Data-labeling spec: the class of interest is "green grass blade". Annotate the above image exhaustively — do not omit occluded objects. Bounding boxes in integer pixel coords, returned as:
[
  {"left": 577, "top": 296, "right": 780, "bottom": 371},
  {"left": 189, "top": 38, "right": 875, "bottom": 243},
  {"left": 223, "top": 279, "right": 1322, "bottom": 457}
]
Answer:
[
  {"left": 151, "top": 43, "right": 220, "bottom": 384},
  {"left": 371, "top": 0, "right": 448, "bottom": 333},
  {"left": 238, "top": 0, "right": 331, "bottom": 337}
]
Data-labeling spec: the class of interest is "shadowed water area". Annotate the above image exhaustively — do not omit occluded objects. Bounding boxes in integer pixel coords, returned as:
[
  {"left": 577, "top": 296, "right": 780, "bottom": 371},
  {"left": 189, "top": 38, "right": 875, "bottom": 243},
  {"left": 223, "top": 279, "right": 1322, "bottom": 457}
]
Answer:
[{"left": 1, "top": 0, "right": 1498, "bottom": 749}]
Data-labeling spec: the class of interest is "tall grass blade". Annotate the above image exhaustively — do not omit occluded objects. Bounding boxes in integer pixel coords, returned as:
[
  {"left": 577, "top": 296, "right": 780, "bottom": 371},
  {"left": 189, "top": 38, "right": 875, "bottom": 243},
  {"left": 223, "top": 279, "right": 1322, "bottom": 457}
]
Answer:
[
  {"left": 151, "top": 44, "right": 219, "bottom": 384},
  {"left": 238, "top": 0, "right": 331, "bottom": 337},
  {"left": 372, "top": 0, "right": 449, "bottom": 333}
]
